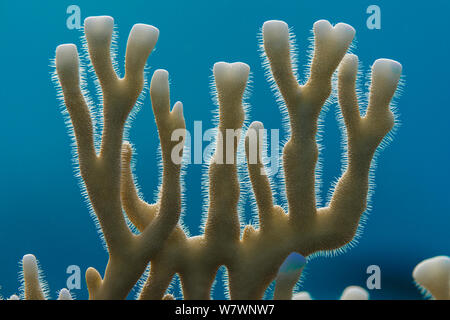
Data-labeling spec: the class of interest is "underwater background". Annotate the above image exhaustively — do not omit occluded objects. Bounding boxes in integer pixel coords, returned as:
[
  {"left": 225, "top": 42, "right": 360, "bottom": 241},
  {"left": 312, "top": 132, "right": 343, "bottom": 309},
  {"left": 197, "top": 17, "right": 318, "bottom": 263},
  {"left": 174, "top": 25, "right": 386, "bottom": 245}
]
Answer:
[{"left": 0, "top": 0, "right": 449, "bottom": 300}]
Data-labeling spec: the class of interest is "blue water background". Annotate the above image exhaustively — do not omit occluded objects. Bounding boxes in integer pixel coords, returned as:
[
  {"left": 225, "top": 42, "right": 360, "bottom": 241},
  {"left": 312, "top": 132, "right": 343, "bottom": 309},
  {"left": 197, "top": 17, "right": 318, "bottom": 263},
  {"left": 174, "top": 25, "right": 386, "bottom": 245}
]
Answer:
[{"left": 0, "top": 0, "right": 449, "bottom": 299}]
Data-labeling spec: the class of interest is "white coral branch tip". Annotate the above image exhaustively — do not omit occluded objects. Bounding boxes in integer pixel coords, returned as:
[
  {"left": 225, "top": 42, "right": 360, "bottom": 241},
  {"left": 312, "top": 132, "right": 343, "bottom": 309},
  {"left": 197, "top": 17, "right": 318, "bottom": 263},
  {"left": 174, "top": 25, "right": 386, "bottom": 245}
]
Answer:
[
  {"left": 55, "top": 44, "right": 79, "bottom": 71},
  {"left": 262, "top": 20, "right": 290, "bottom": 52},
  {"left": 84, "top": 16, "right": 114, "bottom": 40},
  {"left": 126, "top": 24, "right": 159, "bottom": 75},
  {"left": 128, "top": 24, "right": 159, "bottom": 50},
  {"left": 22, "top": 254, "right": 39, "bottom": 277},
  {"left": 313, "top": 20, "right": 355, "bottom": 46},
  {"left": 151, "top": 69, "right": 169, "bottom": 97},
  {"left": 372, "top": 58, "right": 403, "bottom": 85},
  {"left": 292, "top": 291, "right": 312, "bottom": 300},
  {"left": 339, "top": 54, "right": 359, "bottom": 77},
  {"left": 213, "top": 62, "right": 250, "bottom": 87},
  {"left": 340, "top": 286, "right": 369, "bottom": 300}
]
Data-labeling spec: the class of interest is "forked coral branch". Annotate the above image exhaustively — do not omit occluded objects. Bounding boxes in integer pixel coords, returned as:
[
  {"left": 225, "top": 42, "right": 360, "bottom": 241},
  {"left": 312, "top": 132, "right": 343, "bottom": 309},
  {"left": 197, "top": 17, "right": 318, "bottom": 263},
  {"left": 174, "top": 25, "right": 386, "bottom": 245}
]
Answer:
[
  {"left": 124, "top": 20, "right": 402, "bottom": 300},
  {"left": 49, "top": 16, "right": 401, "bottom": 300},
  {"left": 55, "top": 16, "right": 185, "bottom": 299},
  {"left": 13, "top": 254, "right": 73, "bottom": 300},
  {"left": 22, "top": 254, "right": 47, "bottom": 300}
]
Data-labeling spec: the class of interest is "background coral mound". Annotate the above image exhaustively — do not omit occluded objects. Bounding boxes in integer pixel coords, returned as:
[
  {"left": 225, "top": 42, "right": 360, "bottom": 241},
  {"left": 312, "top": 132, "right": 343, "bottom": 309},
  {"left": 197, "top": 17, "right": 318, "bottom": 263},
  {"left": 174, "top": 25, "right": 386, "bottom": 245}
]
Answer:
[
  {"left": 11, "top": 15, "right": 401, "bottom": 300},
  {"left": 413, "top": 256, "right": 450, "bottom": 300}
]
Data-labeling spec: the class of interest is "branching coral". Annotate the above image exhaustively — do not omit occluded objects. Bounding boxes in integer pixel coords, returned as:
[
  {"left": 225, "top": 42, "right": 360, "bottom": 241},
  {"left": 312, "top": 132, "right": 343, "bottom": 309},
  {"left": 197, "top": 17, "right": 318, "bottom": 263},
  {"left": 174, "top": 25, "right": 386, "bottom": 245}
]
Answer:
[
  {"left": 55, "top": 16, "right": 185, "bottom": 299},
  {"left": 49, "top": 16, "right": 403, "bottom": 300},
  {"left": 413, "top": 255, "right": 450, "bottom": 300},
  {"left": 22, "top": 254, "right": 48, "bottom": 300}
]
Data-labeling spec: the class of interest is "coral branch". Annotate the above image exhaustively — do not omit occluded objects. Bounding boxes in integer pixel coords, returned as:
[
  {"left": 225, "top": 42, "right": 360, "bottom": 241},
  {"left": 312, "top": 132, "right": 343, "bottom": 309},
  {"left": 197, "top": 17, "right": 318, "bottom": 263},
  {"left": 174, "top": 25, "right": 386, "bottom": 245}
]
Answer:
[
  {"left": 22, "top": 254, "right": 46, "bottom": 300},
  {"left": 17, "top": 254, "right": 69, "bottom": 300},
  {"left": 51, "top": 16, "right": 402, "bottom": 300},
  {"left": 137, "top": 62, "right": 251, "bottom": 300},
  {"left": 263, "top": 20, "right": 354, "bottom": 221},
  {"left": 245, "top": 122, "right": 275, "bottom": 231},
  {"left": 55, "top": 16, "right": 184, "bottom": 299},
  {"left": 315, "top": 56, "right": 402, "bottom": 250},
  {"left": 136, "top": 18, "right": 401, "bottom": 301},
  {"left": 204, "top": 62, "right": 249, "bottom": 244},
  {"left": 340, "top": 286, "right": 369, "bottom": 300}
]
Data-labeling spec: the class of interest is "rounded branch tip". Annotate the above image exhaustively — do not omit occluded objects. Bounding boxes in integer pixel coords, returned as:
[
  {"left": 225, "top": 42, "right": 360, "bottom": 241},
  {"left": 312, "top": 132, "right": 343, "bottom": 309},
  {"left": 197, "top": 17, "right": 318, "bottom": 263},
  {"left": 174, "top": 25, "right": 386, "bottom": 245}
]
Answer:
[
  {"left": 121, "top": 141, "right": 133, "bottom": 161},
  {"left": 340, "top": 286, "right": 369, "bottom": 300},
  {"left": 8, "top": 294, "right": 20, "bottom": 300},
  {"left": 213, "top": 61, "right": 250, "bottom": 88},
  {"left": 248, "top": 121, "right": 264, "bottom": 132},
  {"left": 86, "top": 266, "right": 102, "bottom": 280},
  {"left": 262, "top": 20, "right": 290, "bottom": 51},
  {"left": 55, "top": 44, "right": 78, "bottom": 70},
  {"left": 84, "top": 16, "right": 114, "bottom": 40},
  {"left": 22, "top": 254, "right": 38, "bottom": 276},
  {"left": 333, "top": 22, "right": 356, "bottom": 43},
  {"left": 342, "top": 53, "right": 358, "bottom": 66},
  {"left": 129, "top": 23, "right": 160, "bottom": 50},
  {"left": 372, "top": 58, "right": 403, "bottom": 83},
  {"left": 339, "top": 54, "right": 359, "bottom": 77},
  {"left": 171, "top": 101, "right": 184, "bottom": 119},
  {"left": 313, "top": 19, "right": 333, "bottom": 37},
  {"left": 292, "top": 292, "right": 312, "bottom": 300},
  {"left": 413, "top": 256, "right": 450, "bottom": 291},
  {"left": 247, "top": 121, "right": 264, "bottom": 141},
  {"left": 313, "top": 20, "right": 355, "bottom": 46},
  {"left": 86, "top": 267, "right": 102, "bottom": 294},
  {"left": 152, "top": 69, "right": 169, "bottom": 86},
  {"left": 150, "top": 69, "right": 170, "bottom": 104},
  {"left": 246, "top": 121, "right": 264, "bottom": 165}
]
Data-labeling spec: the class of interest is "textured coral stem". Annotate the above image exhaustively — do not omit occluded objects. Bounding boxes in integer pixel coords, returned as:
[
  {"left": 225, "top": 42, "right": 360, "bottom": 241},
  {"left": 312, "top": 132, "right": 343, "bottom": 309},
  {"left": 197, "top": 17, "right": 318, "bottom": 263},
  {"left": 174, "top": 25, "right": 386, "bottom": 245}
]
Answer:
[
  {"left": 263, "top": 20, "right": 355, "bottom": 222},
  {"left": 124, "top": 19, "right": 401, "bottom": 301},
  {"left": 22, "top": 254, "right": 46, "bottom": 300},
  {"left": 315, "top": 55, "right": 402, "bottom": 250},
  {"left": 204, "top": 62, "right": 249, "bottom": 245}
]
